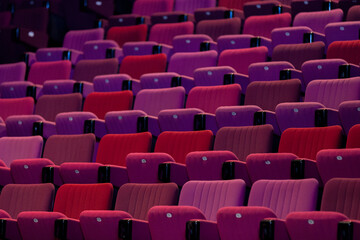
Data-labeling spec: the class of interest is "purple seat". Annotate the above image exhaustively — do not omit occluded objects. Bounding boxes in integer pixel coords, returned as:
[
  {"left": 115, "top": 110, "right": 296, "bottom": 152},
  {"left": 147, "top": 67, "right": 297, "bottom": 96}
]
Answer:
[
  {"left": 193, "top": 66, "right": 237, "bottom": 86},
  {"left": 217, "top": 47, "right": 268, "bottom": 86},
  {"left": 168, "top": 50, "right": 218, "bottom": 78},
  {"left": 194, "top": 6, "right": 244, "bottom": 22},
  {"left": 243, "top": 0, "right": 291, "bottom": 18},
  {"left": 195, "top": 18, "right": 241, "bottom": 41},
  {"left": 122, "top": 41, "right": 172, "bottom": 58},
  {"left": 325, "top": 21, "right": 360, "bottom": 48},
  {"left": 215, "top": 105, "right": 262, "bottom": 128},
  {"left": 92, "top": 74, "right": 140, "bottom": 94},
  {"left": 55, "top": 112, "right": 97, "bottom": 135},
  {"left": 272, "top": 42, "right": 325, "bottom": 69},
  {"left": 126, "top": 153, "right": 175, "bottom": 183},
  {"left": 186, "top": 150, "right": 238, "bottom": 180},
  {"left": 217, "top": 34, "right": 271, "bottom": 53},
  {"left": 104, "top": 110, "right": 147, "bottom": 134},
  {"left": 293, "top": 9, "right": 343, "bottom": 35},
  {"left": 0, "top": 62, "right": 26, "bottom": 85},
  {"left": 79, "top": 182, "right": 179, "bottom": 240},
  {"left": 172, "top": 34, "right": 216, "bottom": 54},
  {"left": 174, "top": 0, "right": 217, "bottom": 14},
  {"left": 248, "top": 61, "right": 296, "bottom": 82},
  {"left": 317, "top": 148, "right": 360, "bottom": 184},
  {"left": 339, "top": 100, "right": 360, "bottom": 134},
  {"left": 291, "top": 0, "right": 338, "bottom": 18},
  {"left": 243, "top": 13, "right": 292, "bottom": 39},
  {"left": 217, "top": 178, "right": 319, "bottom": 240},
  {"left": 5, "top": 115, "right": 44, "bottom": 137},
  {"left": 82, "top": 40, "right": 122, "bottom": 61},
  {"left": 276, "top": 77, "right": 360, "bottom": 133},
  {"left": 158, "top": 84, "right": 241, "bottom": 134},
  {"left": 148, "top": 179, "right": 246, "bottom": 240},
  {"left": 246, "top": 153, "right": 298, "bottom": 183},
  {"left": 149, "top": 22, "right": 195, "bottom": 46},
  {"left": 140, "top": 72, "right": 183, "bottom": 90},
  {"left": 301, "top": 59, "right": 353, "bottom": 91},
  {"left": 285, "top": 178, "right": 360, "bottom": 239},
  {"left": 36, "top": 28, "right": 104, "bottom": 64}
]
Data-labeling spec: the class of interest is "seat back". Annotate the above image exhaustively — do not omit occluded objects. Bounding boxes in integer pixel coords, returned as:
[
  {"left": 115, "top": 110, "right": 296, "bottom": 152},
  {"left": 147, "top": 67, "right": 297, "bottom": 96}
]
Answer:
[
  {"left": 27, "top": 61, "right": 72, "bottom": 85},
  {"left": 293, "top": 9, "right": 343, "bottom": 34},
  {"left": 12, "top": 7, "right": 48, "bottom": 32},
  {"left": 106, "top": 25, "right": 148, "bottom": 48},
  {"left": 325, "top": 21, "right": 360, "bottom": 48},
  {"left": 321, "top": 178, "right": 360, "bottom": 219},
  {"left": 186, "top": 84, "right": 241, "bottom": 114},
  {"left": 115, "top": 182, "right": 179, "bottom": 220},
  {"left": 194, "top": 66, "right": 236, "bottom": 86},
  {"left": 73, "top": 58, "right": 119, "bottom": 83},
  {"left": 155, "top": 130, "right": 213, "bottom": 164},
  {"left": 0, "top": 136, "right": 43, "bottom": 167},
  {"left": 346, "top": 124, "right": 360, "bottom": 148},
  {"left": 172, "top": 34, "right": 213, "bottom": 54},
  {"left": 243, "top": 13, "right": 292, "bottom": 38},
  {"left": 196, "top": 18, "right": 241, "bottom": 41},
  {"left": 248, "top": 179, "right": 319, "bottom": 219},
  {"left": 179, "top": 180, "right": 246, "bottom": 221},
  {"left": 218, "top": 47, "right": 268, "bottom": 75},
  {"left": 174, "top": 0, "right": 216, "bottom": 13},
  {"left": 96, "top": 132, "right": 152, "bottom": 166},
  {"left": 43, "top": 134, "right": 95, "bottom": 165},
  {"left": 0, "top": 62, "right": 26, "bottom": 84},
  {"left": 63, "top": 28, "right": 104, "bottom": 51},
  {"left": 272, "top": 42, "right": 325, "bottom": 69},
  {"left": 327, "top": 40, "right": 360, "bottom": 65},
  {"left": 119, "top": 54, "right": 167, "bottom": 79},
  {"left": 168, "top": 50, "right": 218, "bottom": 77},
  {"left": 134, "top": 87, "right": 185, "bottom": 116},
  {"left": 55, "top": 112, "right": 98, "bottom": 135},
  {"left": 245, "top": 79, "right": 301, "bottom": 111},
  {"left": 149, "top": 22, "right": 194, "bottom": 46},
  {"left": 83, "top": 91, "right": 133, "bottom": 119},
  {"left": 214, "top": 125, "right": 273, "bottom": 161},
  {"left": 0, "top": 183, "right": 54, "bottom": 218},
  {"left": 132, "top": 0, "right": 174, "bottom": 16},
  {"left": 0, "top": 97, "right": 34, "bottom": 121},
  {"left": 53, "top": 183, "right": 113, "bottom": 219},
  {"left": 304, "top": 77, "right": 360, "bottom": 109},
  {"left": 35, "top": 93, "right": 82, "bottom": 121},
  {"left": 248, "top": 61, "right": 295, "bottom": 82},
  {"left": 278, "top": 126, "right": 343, "bottom": 160}
]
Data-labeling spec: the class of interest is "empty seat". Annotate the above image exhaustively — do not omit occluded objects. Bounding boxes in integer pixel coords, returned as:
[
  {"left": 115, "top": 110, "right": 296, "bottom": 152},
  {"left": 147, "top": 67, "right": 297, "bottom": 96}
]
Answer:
[
  {"left": 243, "top": 13, "right": 292, "bottom": 39},
  {"left": 119, "top": 54, "right": 167, "bottom": 79},
  {"left": 73, "top": 58, "right": 119, "bottom": 83},
  {"left": 272, "top": 42, "right": 325, "bottom": 69},
  {"left": 79, "top": 182, "right": 179, "bottom": 240},
  {"left": 168, "top": 50, "right": 218, "bottom": 78},
  {"left": 218, "top": 47, "right": 268, "bottom": 76},
  {"left": 148, "top": 179, "right": 246, "bottom": 240},
  {"left": 196, "top": 18, "right": 241, "bottom": 41},
  {"left": 325, "top": 21, "right": 360, "bottom": 48},
  {"left": 217, "top": 178, "right": 319, "bottom": 240},
  {"left": 107, "top": 25, "right": 148, "bottom": 48},
  {"left": 149, "top": 22, "right": 194, "bottom": 46},
  {"left": 0, "top": 97, "right": 34, "bottom": 121},
  {"left": 215, "top": 105, "right": 262, "bottom": 128},
  {"left": 174, "top": 0, "right": 217, "bottom": 14},
  {"left": 339, "top": 101, "right": 360, "bottom": 134},
  {"left": 248, "top": 61, "right": 296, "bottom": 82},
  {"left": 346, "top": 5, "right": 360, "bottom": 21},
  {"left": 60, "top": 133, "right": 152, "bottom": 187},
  {"left": 217, "top": 34, "right": 272, "bottom": 53},
  {"left": 172, "top": 34, "right": 216, "bottom": 54},
  {"left": 293, "top": 9, "right": 343, "bottom": 35},
  {"left": 17, "top": 183, "right": 113, "bottom": 240},
  {"left": 327, "top": 40, "right": 360, "bottom": 65},
  {"left": 346, "top": 124, "right": 360, "bottom": 148},
  {"left": 0, "top": 62, "right": 26, "bottom": 84}
]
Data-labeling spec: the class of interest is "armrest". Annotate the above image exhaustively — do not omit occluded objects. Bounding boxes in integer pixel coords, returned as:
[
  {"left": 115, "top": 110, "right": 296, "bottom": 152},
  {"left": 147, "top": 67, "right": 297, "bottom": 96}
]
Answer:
[
  {"left": 313, "top": 32, "right": 325, "bottom": 45},
  {"left": 42, "top": 120, "right": 57, "bottom": 139},
  {"left": 338, "top": 63, "right": 360, "bottom": 78},
  {"left": 74, "top": 81, "right": 94, "bottom": 98},
  {"left": 84, "top": 119, "right": 107, "bottom": 139},
  {"left": 254, "top": 111, "right": 281, "bottom": 136},
  {"left": 171, "top": 75, "right": 194, "bottom": 94},
  {"left": 42, "top": 165, "right": 63, "bottom": 186},
  {"left": 97, "top": 19, "right": 109, "bottom": 29},
  {"left": 315, "top": 108, "right": 340, "bottom": 127},
  {"left": 291, "top": 158, "right": 322, "bottom": 185},
  {"left": 0, "top": 167, "right": 12, "bottom": 187},
  {"left": 55, "top": 218, "right": 84, "bottom": 240},
  {"left": 194, "top": 113, "right": 218, "bottom": 135},
  {"left": 62, "top": 49, "right": 83, "bottom": 65},
  {"left": 230, "top": 73, "right": 249, "bottom": 93},
  {"left": 260, "top": 218, "right": 290, "bottom": 240},
  {"left": 186, "top": 219, "right": 220, "bottom": 240},
  {"left": 119, "top": 218, "right": 151, "bottom": 240},
  {"left": 106, "top": 47, "right": 124, "bottom": 63},
  {"left": 155, "top": 44, "right": 173, "bottom": 59},
  {"left": 24, "top": 52, "right": 36, "bottom": 67},
  {"left": 338, "top": 220, "right": 360, "bottom": 240},
  {"left": 0, "top": 218, "right": 22, "bottom": 240},
  {"left": 147, "top": 115, "right": 160, "bottom": 137},
  {"left": 259, "top": 37, "right": 272, "bottom": 53},
  {"left": 158, "top": 162, "right": 188, "bottom": 186},
  {"left": 122, "top": 79, "right": 141, "bottom": 95},
  {"left": 222, "top": 160, "right": 251, "bottom": 186}
]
